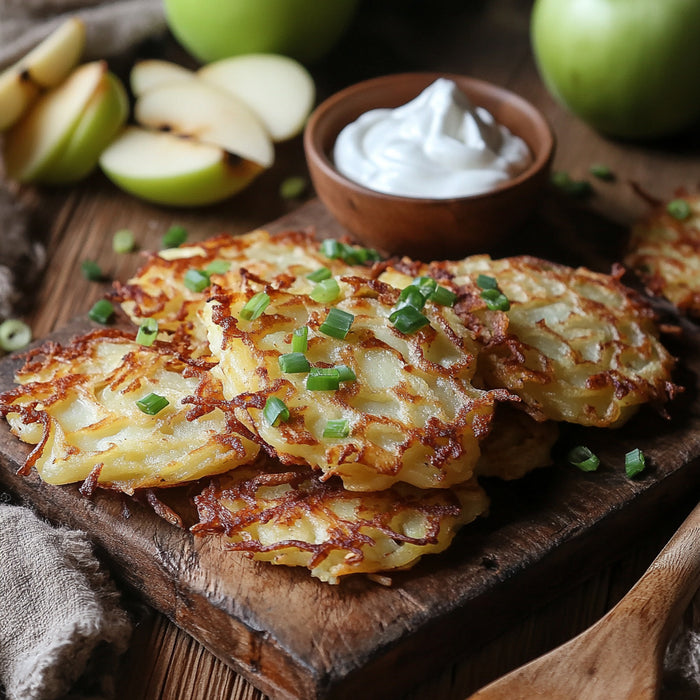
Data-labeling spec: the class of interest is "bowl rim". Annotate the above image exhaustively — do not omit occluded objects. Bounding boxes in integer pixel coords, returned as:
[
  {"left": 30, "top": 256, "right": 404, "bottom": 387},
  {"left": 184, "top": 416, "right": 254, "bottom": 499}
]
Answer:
[{"left": 304, "top": 71, "right": 555, "bottom": 204}]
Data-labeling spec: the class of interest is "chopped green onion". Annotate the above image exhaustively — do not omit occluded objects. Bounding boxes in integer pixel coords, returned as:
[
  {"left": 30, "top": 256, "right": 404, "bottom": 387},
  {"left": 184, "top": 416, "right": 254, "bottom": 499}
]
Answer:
[
  {"left": 567, "top": 446, "right": 600, "bottom": 472},
  {"left": 306, "top": 267, "right": 332, "bottom": 283},
  {"left": 428, "top": 285, "right": 458, "bottom": 307},
  {"left": 0, "top": 319, "right": 31, "bottom": 352},
  {"left": 279, "top": 175, "right": 308, "bottom": 200},
  {"left": 412, "top": 276, "right": 438, "bottom": 296},
  {"left": 183, "top": 268, "right": 211, "bottom": 293},
  {"left": 278, "top": 352, "right": 310, "bottom": 374},
  {"left": 589, "top": 164, "right": 614, "bottom": 181},
  {"left": 136, "top": 392, "right": 169, "bottom": 415},
  {"left": 335, "top": 365, "right": 356, "bottom": 382},
  {"left": 389, "top": 305, "right": 430, "bottom": 334},
  {"left": 88, "top": 299, "right": 114, "bottom": 324},
  {"left": 162, "top": 225, "right": 188, "bottom": 248},
  {"left": 482, "top": 290, "right": 510, "bottom": 311},
  {"left": 625, "top": 448, "right": 646, "bottom": 478},
  {"left": 81, "top": 260, "right": 103, "bottom": 281},
  {"left": 310, "top": 278, "right": 340, "bottom": 304},
  {"left": 239, "top": 292, "right": 270, "bottom": 321},
  {"left": 306, "top": 367, "right": 341, "bottom": 391},
  {"left": 397, "top": 285, "right": 427, "bottom": 311},
  {"left": 323, "top": 419, "right": 350, "bottom": 438},
  {"left": 667, "top": 198, "right": 691, "bottom": 221},
  {"left": 551, "top": 171, "right": 592, "bottom": 197},
  {"left": 319, "top": 308, "right": 354, "bottom": 339},
  {"left": 355, "top": 247, "right": 382, "bottom": 263},
  {"left": 263, "top": 396, "right": 290, "bottom": 427},
  {"left": 205, "top": 259, "right": 231, "bottom": 275},
  {"left": 292, "top": 326, "right": 308, "bottom": 353},
  {"left": 136, "top": 318, "right": 158, "bottom": 347},
  {"left": 112, "top": 228, "right": 135, "bottom": 253},
  {"left": 476, "top": 274, "right": 498, "bottom": 290},
  {"left": 320, "top": 239, "right": 342, "bottom": 259}
]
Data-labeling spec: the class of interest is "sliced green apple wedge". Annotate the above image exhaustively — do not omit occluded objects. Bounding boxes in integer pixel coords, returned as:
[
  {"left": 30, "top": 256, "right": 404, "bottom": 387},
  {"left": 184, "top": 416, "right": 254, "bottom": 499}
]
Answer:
[
  {"left": 39, "top": 72, "right": 129, "bottom": 184},
  {"left": 99, "top": 126, "right": 265, "bottom": 206},
  {"left": 130, "top": 59, "right": 196, "bottom": 98},
  {"left": 3, "top": 61, "right": 107, "bottom": 183},
  {"left": 0, "top": 17, "right": 85, "bottom": 132},
  {"left": 198, "top": 53, "right": 315, "bottom": 142},
  {"left": 134, "top": 79, "right": 274, "bottom": 168}
]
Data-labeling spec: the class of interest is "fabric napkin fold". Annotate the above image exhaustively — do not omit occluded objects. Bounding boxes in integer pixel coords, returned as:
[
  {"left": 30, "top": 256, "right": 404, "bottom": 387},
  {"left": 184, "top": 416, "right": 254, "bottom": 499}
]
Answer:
[{"left": 0, "top": 502, "right": 133, "bottom": 700}]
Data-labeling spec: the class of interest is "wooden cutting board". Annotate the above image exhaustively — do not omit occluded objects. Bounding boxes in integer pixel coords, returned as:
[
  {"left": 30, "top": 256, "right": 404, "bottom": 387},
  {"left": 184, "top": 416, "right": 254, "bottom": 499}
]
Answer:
[{"left": 1, "top": 198, "right": 700, "bottom": 700}]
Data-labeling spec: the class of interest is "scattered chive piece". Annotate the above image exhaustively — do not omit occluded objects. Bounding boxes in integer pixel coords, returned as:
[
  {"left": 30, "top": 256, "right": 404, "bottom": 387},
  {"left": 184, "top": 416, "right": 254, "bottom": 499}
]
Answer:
[
  {"left": 136, "top": 392, "right": 169, "bottom": 415},
  {"left": 625, "top": 448, "right": 646, "bottom": 478},
  {"left": 136, "top": 318, "right": 158, "bottom": 347},
  {"left": 239, "top": 292, "right": 270, "bottom": 321},
  {"left": 162, "top": 225, "right": 188, "bottom": 248},
  {"left": 183, "top": 268, "right": 211, "bottom": 293},
  {"left": 335, "top": 365, "right": 356, "bottom": 382},
  {"left": 309, "top": 278, "right": 340, "bottom": 304},
  {"left": 476, "top": 274, "right": 498, "bottom": 290},
  {"left": 205, "top": 259, "right": 230, "bottom": 275},
  {"left": 88, "top": 299, "right": 114, "bottom": 324},
  {"left": 389, "top": 305, "right": 430, "bottom": 334},
  {"left": 550, "top": 171, "right": 592, "bottom": 197},
  {"left": 81, "top": 260, "right": 103, "bottom": 281},
  {"left": 319, "top": 238, "right": 382, "bottom": 265},
  {"left": 567, "top": 445, "right": 600, "bottom": 472},
  {"left": 412, "top": 275, "right": 438, "bottom": 297},
  {"left": 589, "top": 164, "right": 614, "bottom": 181},
  {"left": 397, "top": 285, "right": 427, "bottom": 311},
  {"left": 292, "top": 326, "right": 309, "bottom": 353},
  {"left": 278, "top": 352, "right": 311, "bottom": 374},
  {"left": 482, "top": 291, "right": 510, "bottom": 311},
  {"left": 112, "top": 229, "right": 135, "bottom": 253},
  {"left": 429, "top": 285, "right": 458, "bottom": 307},
  {"left": 323, "top": 419, "right": 350, "bottom": 438},
  {"left": 319, "top": 308, "right": 354, "bottom": 339},
  {"left": 0, "top": 319, "right": 31, "bottom": 352},
  {"left": 306, "top": 267, "right": 332, "bottom": 283},
  {"left": 263, "top": 396, "right": 290, "bottom": 427},
  {"left": 667, "top": 198, "right": 691, "bottom": 221},
  {"left": 306, "top": 367, "right": 341, "bottom": 391},
  {"left": 279, "top": 175, "right": 308, "bottom": 200},
  {"left": 320, "top": 239, "right": 342, "bottom": 259}
]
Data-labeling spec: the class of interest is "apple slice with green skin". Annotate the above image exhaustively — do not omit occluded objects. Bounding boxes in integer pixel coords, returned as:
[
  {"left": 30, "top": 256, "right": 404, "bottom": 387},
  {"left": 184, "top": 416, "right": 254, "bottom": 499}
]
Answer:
[
  {"left": 130, "top": 59, "right": 196, "bottom": 98},
  {"left": 3, "top": 61, "right": 107, "bottom": 183},
  {"left": 0, "top": 17, "right": 85, "bottom": 132},
  {"left": 198, "top": 53, "right": 315, "bottom": 142},
  {"left": 134, "top": 79, "right": 274, "bottom": 168},
  {"left": 39, "top": 72, "right": 129, "bottom": 184},
  {"left": 99, "top": 126, "right": 265, "bottom": 206}
]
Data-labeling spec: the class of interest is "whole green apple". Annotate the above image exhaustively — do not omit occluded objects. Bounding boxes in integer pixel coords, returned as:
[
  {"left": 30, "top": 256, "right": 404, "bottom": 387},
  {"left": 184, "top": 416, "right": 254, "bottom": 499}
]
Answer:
[
  {"left": 531, "top": 0, "right": 700, "bottom": 139},
  {"left": 163, "top": 0, "right": 359, "bottom": 65}
]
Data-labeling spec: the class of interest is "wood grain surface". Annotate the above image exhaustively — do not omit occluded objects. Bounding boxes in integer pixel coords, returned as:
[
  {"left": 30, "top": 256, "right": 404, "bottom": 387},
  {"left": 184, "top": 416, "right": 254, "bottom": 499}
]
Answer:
[{"left": 2, "top": 2, "right": 700, "bottom": 699}]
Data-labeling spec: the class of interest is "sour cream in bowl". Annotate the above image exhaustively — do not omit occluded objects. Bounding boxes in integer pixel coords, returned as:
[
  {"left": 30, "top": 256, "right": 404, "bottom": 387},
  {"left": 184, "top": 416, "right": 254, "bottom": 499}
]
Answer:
[{"left": 304, "top": 73, "right": 554, "bottom": 259}]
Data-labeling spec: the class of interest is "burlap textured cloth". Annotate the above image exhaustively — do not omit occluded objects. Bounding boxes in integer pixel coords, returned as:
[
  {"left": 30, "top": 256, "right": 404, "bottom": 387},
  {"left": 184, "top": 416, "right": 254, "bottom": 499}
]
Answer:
[{"left": 0, "top": 502, "right": 132, "bottom": 700}]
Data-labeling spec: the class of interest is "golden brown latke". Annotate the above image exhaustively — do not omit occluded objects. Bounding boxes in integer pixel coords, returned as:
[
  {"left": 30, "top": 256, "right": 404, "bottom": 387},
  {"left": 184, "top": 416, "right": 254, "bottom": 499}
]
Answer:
[
  {"left": 383, "top": 255, "right": 675, "bottom": 427},
  {"left": 192, "top": 460, "right": 489, "bottom": 584},
  {"left": 625, "top": 194, "right": 700, "bottom": 317}
]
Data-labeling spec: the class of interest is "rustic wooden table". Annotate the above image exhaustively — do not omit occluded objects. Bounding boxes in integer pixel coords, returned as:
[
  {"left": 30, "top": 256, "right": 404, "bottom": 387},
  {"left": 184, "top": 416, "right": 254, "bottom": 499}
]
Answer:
[{"left": 4, "top": 1, "right": 700, "bottom": 698}]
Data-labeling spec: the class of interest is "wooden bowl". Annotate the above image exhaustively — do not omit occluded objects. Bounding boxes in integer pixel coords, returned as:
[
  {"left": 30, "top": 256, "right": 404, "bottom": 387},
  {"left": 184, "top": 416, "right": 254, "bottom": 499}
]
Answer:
[{"left": 303, "top": 72, "right": 555, "bottom": 260}]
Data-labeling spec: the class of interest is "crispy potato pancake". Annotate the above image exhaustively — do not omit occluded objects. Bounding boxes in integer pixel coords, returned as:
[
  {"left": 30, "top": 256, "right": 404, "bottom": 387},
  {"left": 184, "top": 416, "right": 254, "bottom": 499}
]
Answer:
[
  {"left": 0, "top": 330, "right": 259, "bottom": 493},
  {"left": 203, "top": 277, "right": 508, "bottom": 492},
  {"left": 383, "top": 256, "right": 674, "bottom": 427},
  {"left": 112, "top": 229, "right": 379, "bottom": 355},
  {"left": 192, "top": 461, "right": 489, "bottom": 584},
  {"left": 625, "top": 195, "right": 700, "bottom": 317}
]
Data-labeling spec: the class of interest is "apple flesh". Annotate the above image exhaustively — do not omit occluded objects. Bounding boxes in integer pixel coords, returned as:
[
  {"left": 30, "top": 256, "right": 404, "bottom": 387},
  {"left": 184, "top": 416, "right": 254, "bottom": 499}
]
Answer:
[
  {"left": 199, "top": 54, "right": 314, "bottom": 141},
  {"left": 130, "top": 59, "right": 196, "bottom": 98},
  {"left": 99, "top": 126, "right": 265, "bottom": 206},
  {"left": 162, "top": 0, "right": 359, "bottom": 64},
  {"left": 0, "top": 17, "right": 85, "bottom": 131},
  {"left": 39, "top": 72, "right": 129, "bottom": 184},
  {"left": 531, "top": 0, "right": 700, "bottom": 139},
  {"left": 3, "top": 61, "right": 108, "bottom": 183},
  {"left": 134, "top": 79, "right": 274, "bottom": 168}
]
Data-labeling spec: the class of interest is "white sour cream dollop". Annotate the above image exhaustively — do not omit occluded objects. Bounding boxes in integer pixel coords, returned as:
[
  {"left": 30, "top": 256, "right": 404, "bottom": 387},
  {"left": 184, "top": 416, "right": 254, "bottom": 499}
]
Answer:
[{"left": 333, "top": 78, "right": 532, "bottom": 199}]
